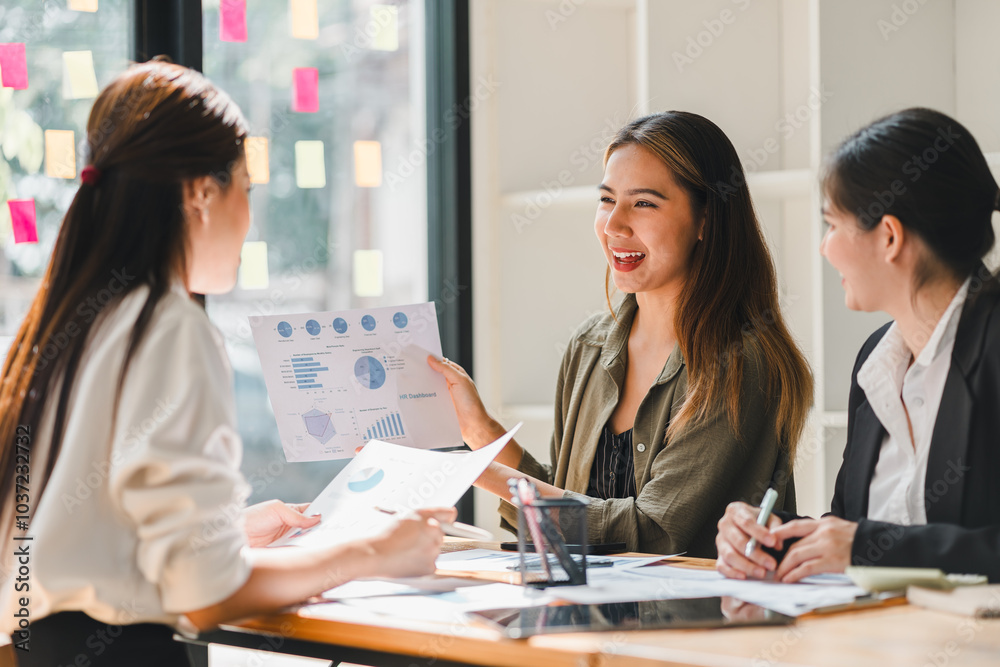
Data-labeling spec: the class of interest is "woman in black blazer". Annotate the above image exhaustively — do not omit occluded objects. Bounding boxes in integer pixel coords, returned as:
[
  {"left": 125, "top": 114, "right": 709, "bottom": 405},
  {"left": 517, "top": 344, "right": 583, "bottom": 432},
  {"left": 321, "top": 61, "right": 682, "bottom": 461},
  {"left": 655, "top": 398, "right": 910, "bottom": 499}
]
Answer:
[{"left": 715, "top": 107, "right": 1000, "bottom": 583}]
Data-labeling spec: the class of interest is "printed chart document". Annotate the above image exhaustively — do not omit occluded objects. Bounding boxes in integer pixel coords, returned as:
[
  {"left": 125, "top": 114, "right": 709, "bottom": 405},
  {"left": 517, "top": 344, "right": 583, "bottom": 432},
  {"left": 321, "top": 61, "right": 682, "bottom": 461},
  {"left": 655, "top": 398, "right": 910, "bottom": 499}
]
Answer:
[
  {"left": 272, "top": 425, "right": 521, "bottom": 549},
  {"left": 249, "top": 302, "right": 463, "bottom": 461}
]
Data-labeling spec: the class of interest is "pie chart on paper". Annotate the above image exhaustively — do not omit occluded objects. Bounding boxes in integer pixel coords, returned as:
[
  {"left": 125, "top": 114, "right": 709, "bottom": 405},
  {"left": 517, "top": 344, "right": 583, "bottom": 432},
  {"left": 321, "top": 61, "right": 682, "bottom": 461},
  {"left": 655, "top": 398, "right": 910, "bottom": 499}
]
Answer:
[
  {"left": 347, "top": 466, "right": 385, "bottom": 493},
  {"left": 354, "top": 355, "right": 386, "bottom": 390}
]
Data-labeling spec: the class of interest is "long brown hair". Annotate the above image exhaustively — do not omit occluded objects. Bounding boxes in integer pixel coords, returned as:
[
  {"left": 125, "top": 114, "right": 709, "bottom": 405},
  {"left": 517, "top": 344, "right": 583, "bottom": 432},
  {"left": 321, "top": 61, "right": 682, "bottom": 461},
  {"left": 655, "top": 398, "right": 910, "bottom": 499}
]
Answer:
[
  {"left": 604, "top": 112, "right": 813, "bottom": 459},
  {"left": 0, "top": 60, "right": 247, "bottom": 538}
]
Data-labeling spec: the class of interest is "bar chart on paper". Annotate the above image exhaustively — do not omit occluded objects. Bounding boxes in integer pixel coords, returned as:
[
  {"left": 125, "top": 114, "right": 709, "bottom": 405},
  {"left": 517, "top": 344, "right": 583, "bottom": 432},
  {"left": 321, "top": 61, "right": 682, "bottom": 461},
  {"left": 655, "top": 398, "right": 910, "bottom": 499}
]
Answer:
[
  {"left": 292, "top": 356, "right": 329, "bottom": 390},
  {"left": 363, "top": 410, "right": 406, "bottom": 442},
  {"left": 249, "top": 303, "right": 464, "bottom": 462}
]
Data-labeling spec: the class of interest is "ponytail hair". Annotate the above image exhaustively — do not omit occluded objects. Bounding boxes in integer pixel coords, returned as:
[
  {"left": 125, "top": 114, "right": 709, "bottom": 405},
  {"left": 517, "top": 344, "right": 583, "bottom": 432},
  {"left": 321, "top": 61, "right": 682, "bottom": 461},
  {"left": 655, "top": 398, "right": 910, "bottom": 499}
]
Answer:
[{"left": 0, "top": 60, "right": 247, "bottom": 548}]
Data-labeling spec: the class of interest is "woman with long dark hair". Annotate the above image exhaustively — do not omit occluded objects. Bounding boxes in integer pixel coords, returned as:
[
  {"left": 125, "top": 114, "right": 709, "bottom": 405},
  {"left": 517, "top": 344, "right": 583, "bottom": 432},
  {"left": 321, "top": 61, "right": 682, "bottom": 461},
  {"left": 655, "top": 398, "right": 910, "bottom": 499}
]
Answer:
[
  {"left": 716, "top": 107, "right": 1000, "bottom": 583},
  {"left": 431, "top": 112, "right": 814, "bottom": 557},
  {"left": 0, "top": 61, "right": 451, "bottom": 664}
]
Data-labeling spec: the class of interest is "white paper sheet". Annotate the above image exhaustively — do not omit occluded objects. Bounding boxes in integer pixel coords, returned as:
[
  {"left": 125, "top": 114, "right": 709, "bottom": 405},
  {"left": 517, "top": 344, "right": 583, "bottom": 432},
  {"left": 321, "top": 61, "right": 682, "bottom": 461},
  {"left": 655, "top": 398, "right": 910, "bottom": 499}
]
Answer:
[
  {"left": 339, "top": 583, "right": 557, "bottom": 624},
  {"left": 550, "top": 565, "right": 868, "bottom": 616},
  {"left": 249, "top": 302, "right": 463, "bottom": 461},
  {"left": 271, "top": 426, "right": 520, "bottom": 549},
  {"left": 435, "top": 549, "right": 670, "bottom": 573},
  {"left": 322, "top": 576, "right": 488, "bottom": 600}
]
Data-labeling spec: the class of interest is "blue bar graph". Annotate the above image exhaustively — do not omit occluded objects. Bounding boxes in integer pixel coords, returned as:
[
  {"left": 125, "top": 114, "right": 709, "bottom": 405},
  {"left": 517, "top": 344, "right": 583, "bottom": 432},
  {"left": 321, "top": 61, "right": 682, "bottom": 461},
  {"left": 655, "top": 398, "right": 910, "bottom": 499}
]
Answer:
[
  {"left": 297, "top": 384, "right": 322, "bottom": 390},
  {"left": 291, "top": 357, "right": 314, "bottom": 362},
  {"left": 364, "top": 412, "right": 406, "bottom": 440}
]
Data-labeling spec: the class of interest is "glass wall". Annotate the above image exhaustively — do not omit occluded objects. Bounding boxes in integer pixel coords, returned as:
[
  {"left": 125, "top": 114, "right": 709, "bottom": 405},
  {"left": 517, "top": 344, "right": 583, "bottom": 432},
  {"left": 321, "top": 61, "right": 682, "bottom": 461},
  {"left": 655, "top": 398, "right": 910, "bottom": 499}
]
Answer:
[
  {"left": 0, "top": 0, "right": 132, "bottom": 356},
  {"left": 201, "top": 0, "right": 430, "bottom": 503}
]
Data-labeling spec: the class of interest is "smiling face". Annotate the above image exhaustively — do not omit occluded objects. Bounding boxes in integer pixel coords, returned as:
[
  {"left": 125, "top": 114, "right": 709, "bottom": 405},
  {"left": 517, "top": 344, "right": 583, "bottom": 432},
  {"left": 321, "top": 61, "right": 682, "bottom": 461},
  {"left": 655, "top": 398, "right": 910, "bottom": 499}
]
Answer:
[
  {"left": 819, "top": 199, "right": 888, "bottom": 311},
  {"left": 595, "top": 143, "right": 703, "bottom": 299}
]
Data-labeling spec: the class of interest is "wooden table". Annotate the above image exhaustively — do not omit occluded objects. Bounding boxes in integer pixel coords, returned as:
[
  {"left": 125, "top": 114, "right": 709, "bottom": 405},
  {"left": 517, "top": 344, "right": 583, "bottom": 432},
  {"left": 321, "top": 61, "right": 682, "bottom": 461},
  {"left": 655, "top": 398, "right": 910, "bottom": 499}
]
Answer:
[{"left": 177, "top": 542, "right": 1000, "bottom": 667}]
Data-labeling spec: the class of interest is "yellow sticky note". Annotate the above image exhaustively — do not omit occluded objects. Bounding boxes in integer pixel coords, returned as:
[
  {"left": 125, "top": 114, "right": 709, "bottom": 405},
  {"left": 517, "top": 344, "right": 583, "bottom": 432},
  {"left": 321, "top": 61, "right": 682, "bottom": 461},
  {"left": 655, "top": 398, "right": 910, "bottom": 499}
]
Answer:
[
  {"left": 68, "top": 0, "right": 99, "bottom": 11},
  {"left": 295, "top": 140, "right": 326, "bottom": 189},
  {"left": 371, "top": 5, "right": 399, "bottom": 52},
  {"left": 63, "top": 51, "right": 100, "bottom": 99},
  {"left": 290, "top": 0, "right": 319, "bottom": 39},
  {"left": 353, "top": 249, "right": 384, "bottom": 297},
  {"left": 245, "top": 136, "right": 269, "bottom": 184},
  {"left": 353, "top": 140, "right": 382, "bottom": 188},
  {"left": 45, "top": 130, "right": 76, "bottom": 179},
  {"left": 239, "top": 241, "right": 269, "bottom": 290}
]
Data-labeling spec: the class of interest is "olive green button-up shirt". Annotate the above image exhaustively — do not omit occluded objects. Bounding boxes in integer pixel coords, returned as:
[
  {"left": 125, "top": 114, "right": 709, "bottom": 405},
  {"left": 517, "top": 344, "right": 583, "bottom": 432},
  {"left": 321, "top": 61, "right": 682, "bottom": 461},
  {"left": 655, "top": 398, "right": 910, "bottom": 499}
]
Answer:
[{"left": 500, "top": 294, "right": 795, "bottom": 557}]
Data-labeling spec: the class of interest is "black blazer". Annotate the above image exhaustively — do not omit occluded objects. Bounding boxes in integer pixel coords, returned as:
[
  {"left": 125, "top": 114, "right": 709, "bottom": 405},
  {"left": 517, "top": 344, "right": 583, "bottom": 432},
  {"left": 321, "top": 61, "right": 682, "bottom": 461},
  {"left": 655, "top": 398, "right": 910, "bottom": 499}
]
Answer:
[{"left": 830, "top": 272, "right": 1000, "bottom": 581}]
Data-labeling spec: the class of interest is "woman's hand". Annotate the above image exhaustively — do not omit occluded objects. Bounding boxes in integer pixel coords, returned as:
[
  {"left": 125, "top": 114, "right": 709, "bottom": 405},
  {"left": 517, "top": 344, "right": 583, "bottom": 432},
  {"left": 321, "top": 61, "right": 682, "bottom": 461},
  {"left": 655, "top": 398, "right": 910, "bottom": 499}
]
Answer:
[
  {"left": 771, "top": 516, "right": 858, "bottom": 583},
  {"left": 243, "top": 500, "right": 321, "bottom": 548},
  {"left": 427, "top": 355, "right": 502, "bottom": 449},
  {"left": 367, "top": 507, "right": 456, "bottom": 578},
  {"left": 715, "top": 501, "right": 784, "bottom": 580}
]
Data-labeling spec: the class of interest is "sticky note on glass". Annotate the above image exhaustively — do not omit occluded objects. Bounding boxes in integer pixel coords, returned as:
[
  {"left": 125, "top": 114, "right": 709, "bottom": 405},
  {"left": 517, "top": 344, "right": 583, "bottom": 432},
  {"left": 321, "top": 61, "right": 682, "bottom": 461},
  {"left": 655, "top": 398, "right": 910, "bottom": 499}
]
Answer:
[
  {"left": 292, "top": 67, "right": 319, "bottom": 112},
  {"left": 290, "top": 0, "right": 319, "bottom": 39},
  {"left": 245, "top": 136, "right": 269, "bottom": 184},
  {"left": 45, "top": 130, "right": 77, "bottom": 179},
  {"left": 353, "top": 249, "right": 384, "bottom": 297},
  {"left": 63, "top": 51, "right": 99, "bottom": 99},
  {"left": 370, "top": 5, "right": 399, "bottom": 52},
  {"left": 219, "top": 0, "right": 248, "bottom": 42},
  {"left": 353, "top": 141, "right": 382, "bottom": 187},
  {"left": 239, "top": 241, "right": 269, "bottom": 290},
  {"left": 0, "top": 43, "right": 28, "bottom": 90},
  {"left": 8, "top": 200, "right": 38, "bottom": 244},
  {"left": 69, "top": 0, "right": 99, "bottom": 11},
  {"left": 295, "top": 141, "right": 326, "bottom": 189}
]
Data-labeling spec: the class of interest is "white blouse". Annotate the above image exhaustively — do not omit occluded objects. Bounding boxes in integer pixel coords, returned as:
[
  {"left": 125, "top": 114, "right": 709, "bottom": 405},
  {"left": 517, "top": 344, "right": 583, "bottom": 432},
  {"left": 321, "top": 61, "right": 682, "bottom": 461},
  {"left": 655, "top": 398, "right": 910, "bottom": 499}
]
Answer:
[
  {"left": 1, "top": 283, "right": 251, "bottom": 634},
  {"left": 858, "top": 278, "right": 970, "bottom": 526}
]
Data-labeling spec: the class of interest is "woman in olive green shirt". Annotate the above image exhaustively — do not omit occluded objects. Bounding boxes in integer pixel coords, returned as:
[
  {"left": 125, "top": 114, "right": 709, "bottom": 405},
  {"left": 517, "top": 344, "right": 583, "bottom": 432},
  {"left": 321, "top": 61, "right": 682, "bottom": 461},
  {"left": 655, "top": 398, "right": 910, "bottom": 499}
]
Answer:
[{"left": 431, "top": 111, "right": 813, "bottom": 557}]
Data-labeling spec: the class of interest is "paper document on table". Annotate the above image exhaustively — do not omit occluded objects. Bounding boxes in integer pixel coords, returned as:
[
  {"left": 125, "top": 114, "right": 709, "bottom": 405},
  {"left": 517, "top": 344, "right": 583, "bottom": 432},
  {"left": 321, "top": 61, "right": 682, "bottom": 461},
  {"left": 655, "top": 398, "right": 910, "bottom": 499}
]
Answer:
[
  {"left": 339, "top": 583, "right": 557, "bottom": 625},
  {"left": 551, "top": 565, "right": 868, "bottom": 616},
  {"left": 322, "top": 576, "right": 489, "bottom": 600},
  {"left": 272, "top": 426, "right": 520, "bottom": 549},
  {"left": 249, "top": 302, "right": 463, "bottom": 461},
  {"left": 436, "top": 549, "right": 669, "bottom": 573}
]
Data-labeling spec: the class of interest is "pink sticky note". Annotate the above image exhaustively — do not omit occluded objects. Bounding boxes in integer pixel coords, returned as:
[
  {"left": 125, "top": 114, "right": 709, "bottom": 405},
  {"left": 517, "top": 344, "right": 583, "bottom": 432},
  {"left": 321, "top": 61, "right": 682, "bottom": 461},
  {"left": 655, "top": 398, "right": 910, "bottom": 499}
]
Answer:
[
  {"left": 0, "top": 43, "right": 28, "bottom": 90},
  {"left": 219, "top": 0, "right": 248, "bottom": 42},
  {"left": 292, "top": 67, "right": 319, "bottom": 113},
  {"left": 8, "top": 199, "right": 38, "bottom": 244}
]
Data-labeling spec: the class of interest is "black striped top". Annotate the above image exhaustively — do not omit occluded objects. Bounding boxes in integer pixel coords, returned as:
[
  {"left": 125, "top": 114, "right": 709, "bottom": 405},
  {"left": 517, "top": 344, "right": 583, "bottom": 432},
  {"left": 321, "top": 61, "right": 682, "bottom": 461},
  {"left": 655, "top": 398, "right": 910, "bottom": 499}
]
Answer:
[{"left": 585, "top": 424, "right": 638, "bottom": 500}]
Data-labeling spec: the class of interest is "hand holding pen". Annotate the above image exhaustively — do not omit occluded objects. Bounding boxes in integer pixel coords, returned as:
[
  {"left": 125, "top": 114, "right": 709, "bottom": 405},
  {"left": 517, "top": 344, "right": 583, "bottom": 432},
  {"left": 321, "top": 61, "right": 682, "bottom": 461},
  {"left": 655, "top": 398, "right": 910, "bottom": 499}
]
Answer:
[{"left": 715, "top": 489, "right": 784, "bottom": 581}]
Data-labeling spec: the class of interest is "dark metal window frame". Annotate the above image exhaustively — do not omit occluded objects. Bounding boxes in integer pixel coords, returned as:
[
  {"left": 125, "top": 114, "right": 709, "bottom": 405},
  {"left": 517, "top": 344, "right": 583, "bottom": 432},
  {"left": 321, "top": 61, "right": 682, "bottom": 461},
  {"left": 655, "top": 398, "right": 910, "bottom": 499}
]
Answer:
[{"left": 130, "top": 0, "right": 475, "bottom": 522}]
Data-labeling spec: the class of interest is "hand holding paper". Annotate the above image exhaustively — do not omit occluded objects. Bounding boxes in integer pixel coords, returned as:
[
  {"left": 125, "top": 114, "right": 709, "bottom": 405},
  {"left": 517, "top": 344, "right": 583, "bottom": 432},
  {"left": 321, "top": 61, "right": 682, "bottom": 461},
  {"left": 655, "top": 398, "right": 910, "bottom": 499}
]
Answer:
[{"left": 272, "top": 424, "right": 521, "bottom": 549}]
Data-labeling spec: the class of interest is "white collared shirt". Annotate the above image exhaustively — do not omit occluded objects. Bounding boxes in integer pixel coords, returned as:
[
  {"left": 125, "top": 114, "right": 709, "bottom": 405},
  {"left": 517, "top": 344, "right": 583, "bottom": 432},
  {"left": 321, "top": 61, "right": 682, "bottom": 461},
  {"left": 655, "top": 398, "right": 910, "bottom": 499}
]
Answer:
[
  {"left": 859, "top": 278, "right": 970, "bottom": 526},
  {"left": 1, "top": 283, "right": 252, "bottom": 635}
]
